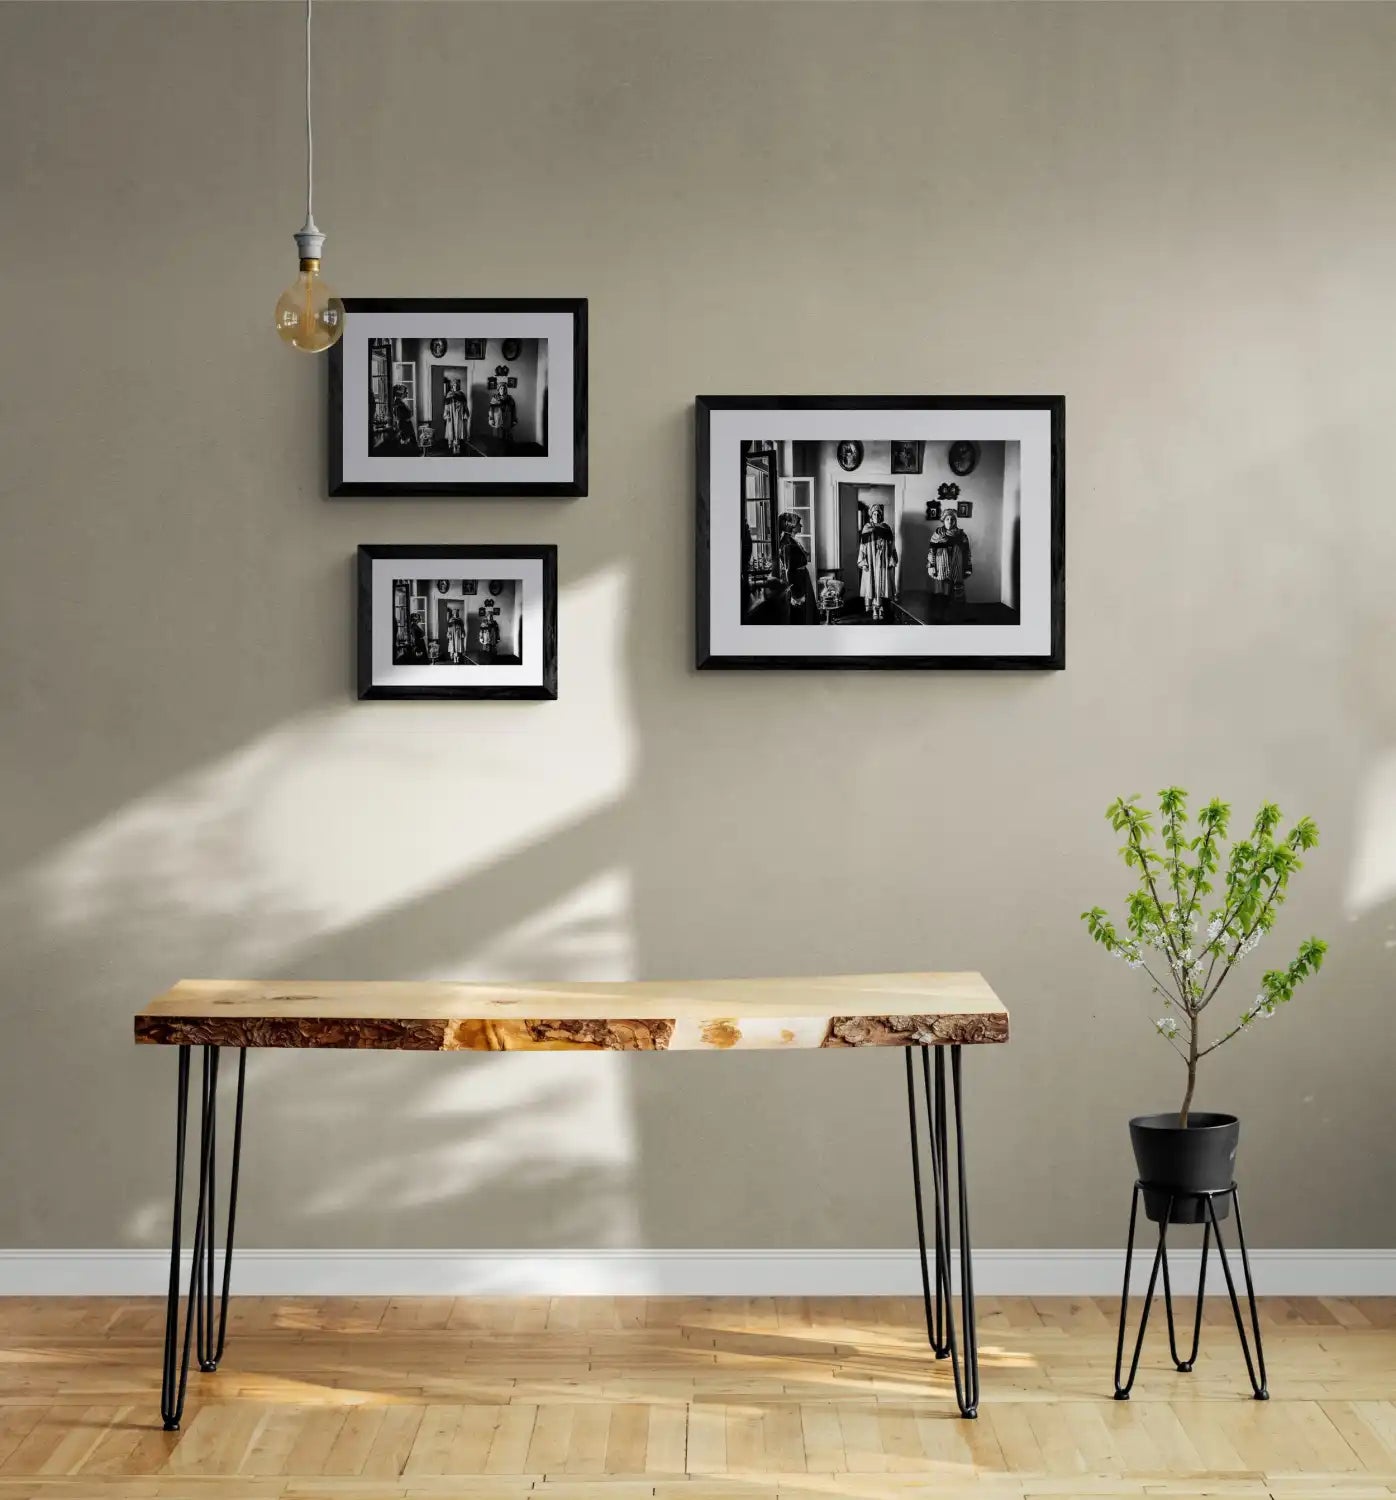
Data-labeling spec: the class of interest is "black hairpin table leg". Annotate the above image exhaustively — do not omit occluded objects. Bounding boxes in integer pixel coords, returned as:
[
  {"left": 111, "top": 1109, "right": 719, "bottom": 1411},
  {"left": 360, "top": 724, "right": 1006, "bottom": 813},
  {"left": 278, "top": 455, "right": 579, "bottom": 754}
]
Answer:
[
  {"left": 159, "top": 1045, "right": 247, "bottom": 1430},
  {"left": 905, "top": 1043, "right": 980, "bottom": 1417},
  {"left": 904, "top": 1048, "right": 947, "bottom": 1360}
]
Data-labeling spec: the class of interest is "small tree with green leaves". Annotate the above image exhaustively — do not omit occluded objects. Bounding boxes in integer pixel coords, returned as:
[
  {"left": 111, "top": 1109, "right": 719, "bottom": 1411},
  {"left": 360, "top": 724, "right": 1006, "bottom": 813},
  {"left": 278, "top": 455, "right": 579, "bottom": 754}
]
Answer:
[{"left": 1082, "top": 789, "right": 1327, "bottom": 1127}]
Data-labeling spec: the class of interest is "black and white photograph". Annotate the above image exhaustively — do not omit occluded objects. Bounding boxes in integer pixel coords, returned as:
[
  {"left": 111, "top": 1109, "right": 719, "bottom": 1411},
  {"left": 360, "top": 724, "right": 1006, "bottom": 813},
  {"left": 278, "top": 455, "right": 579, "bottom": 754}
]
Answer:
[
  {"left": 330, "top": 299, "right": 587, "bottom": 497},
  {"left": 368, "top": 341, "right": 547, "bottom": 459},
  {"left": 392, "top": 578, "right": 526, "bottom": 668},
  {"left": 358, "top": 544, "right": 558, "bottom": 700},
  {"left": 697, "top": 396, "right": 1064, "bottom": 669}
]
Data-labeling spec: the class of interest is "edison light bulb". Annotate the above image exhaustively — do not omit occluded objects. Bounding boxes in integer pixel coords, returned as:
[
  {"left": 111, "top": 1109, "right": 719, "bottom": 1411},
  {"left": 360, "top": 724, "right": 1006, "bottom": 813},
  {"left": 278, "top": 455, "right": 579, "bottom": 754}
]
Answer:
[{"left": 275, "top": 256, "right": 343, "bottom": 352}]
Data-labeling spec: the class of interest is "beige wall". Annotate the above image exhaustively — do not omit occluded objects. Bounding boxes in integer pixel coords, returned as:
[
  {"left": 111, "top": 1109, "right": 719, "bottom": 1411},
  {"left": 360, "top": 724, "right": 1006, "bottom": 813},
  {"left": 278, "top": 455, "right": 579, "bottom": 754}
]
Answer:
[{"left": 1, "top": 1, "right": 1393, "bottom": 1257}]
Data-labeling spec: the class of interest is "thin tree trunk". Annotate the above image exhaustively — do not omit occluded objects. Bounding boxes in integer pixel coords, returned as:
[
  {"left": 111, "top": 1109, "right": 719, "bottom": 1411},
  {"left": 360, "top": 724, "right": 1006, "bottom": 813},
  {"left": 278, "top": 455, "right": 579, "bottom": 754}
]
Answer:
[{"left": 1179, "top": 1015, "right": 1199, "bottom": 1127}]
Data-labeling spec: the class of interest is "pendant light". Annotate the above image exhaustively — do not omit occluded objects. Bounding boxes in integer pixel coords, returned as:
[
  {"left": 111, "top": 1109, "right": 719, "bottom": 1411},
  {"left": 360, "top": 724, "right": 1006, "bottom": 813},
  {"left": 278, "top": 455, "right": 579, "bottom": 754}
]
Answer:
[{"left": 274, "top": 0, "right": 344, "bottom": 352}]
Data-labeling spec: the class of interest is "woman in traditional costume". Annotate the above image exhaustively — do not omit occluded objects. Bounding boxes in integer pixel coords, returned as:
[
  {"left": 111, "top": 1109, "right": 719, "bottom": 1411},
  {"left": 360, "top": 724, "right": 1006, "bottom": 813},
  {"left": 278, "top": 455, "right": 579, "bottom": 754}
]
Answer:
[
  {"left": 777, "top": 511, "right": 816, "bottom": 624},
  {"left": 445, "top": 607, "right": 466, "bottom": 663},
  {"left": 444, "top": 379, "right": 468, "bottom": 454},
  {"left": 488, "top": 368, "right": 517, "bottom": 444},
  {"left": 477, "top": 599, "right": 501, "bottom": 656},
  {"left": 927, "top": 510, "right": 972, "bottom": 620},
  {"left": 857, "top": 503, "right": 898, "bottom": 620},
  {"left": 392, "top": 385, "right": 418, "bottom": 453}
]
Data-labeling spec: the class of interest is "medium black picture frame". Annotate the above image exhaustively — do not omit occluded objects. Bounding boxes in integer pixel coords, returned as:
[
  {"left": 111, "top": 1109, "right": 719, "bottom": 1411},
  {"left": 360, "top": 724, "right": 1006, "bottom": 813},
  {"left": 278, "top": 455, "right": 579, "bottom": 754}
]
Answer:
[
  {"left": 330, "top": 298, "right": 588, "bottom": 497},
  {"left": 357, "top": 543, "right": 558, "bottom": 700},
  {"left": 696, "top": 395, "right": 1066, "bottom": 671}
]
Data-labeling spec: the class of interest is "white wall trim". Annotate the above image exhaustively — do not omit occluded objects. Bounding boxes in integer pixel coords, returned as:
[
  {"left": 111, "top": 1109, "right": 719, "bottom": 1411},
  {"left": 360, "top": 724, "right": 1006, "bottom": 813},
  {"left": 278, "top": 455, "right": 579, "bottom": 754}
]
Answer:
[{"left": 2, "top": 1248, "right": 1393, "bottom": 1297}]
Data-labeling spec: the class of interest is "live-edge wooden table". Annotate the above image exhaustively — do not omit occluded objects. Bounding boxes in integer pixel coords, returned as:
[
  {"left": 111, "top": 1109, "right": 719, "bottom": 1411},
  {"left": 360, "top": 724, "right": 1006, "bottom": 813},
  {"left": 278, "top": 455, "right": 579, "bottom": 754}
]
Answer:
[{"left": 135, "top": 973, "right": 1009, "bottom": 1429}]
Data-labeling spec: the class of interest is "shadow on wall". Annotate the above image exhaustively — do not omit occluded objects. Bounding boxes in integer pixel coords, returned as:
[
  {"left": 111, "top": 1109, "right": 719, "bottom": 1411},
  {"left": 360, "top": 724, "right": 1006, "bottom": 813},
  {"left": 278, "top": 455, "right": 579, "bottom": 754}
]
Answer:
[
  {"left": 0, "top": 564, "right": 648, "bottom": 1252},
  {"left": 2, "top": 390, "right": 1394, "bottom": 1252}
]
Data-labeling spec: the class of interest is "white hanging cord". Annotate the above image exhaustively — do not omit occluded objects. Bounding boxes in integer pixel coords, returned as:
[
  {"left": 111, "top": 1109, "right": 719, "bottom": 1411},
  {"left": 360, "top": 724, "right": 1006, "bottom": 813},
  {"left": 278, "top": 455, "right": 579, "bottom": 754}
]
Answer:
[
  {"left": 305, "top": 0, "right": 314, "bottom": 223},
  {"left": 290, "top": 0, "right": 326, "bottom": 263}
]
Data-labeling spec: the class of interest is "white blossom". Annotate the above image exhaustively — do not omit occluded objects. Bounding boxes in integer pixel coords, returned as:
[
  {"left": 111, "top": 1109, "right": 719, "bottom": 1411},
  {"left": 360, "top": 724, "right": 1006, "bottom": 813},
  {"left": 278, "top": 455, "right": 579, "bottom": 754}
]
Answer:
[
  {"left": 1241, "top": 993, "right": 1274, "bottom": 1025},
  {"left": 1155, "top": 1017, "right": 1180, "bottom": 1038}
]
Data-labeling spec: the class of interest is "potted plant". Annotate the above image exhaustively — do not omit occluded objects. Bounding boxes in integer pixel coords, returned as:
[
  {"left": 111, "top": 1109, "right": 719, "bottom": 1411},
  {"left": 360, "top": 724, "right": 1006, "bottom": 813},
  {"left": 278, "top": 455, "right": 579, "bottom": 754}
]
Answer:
[{"left": 1083, "top": 789, "right": 1326, "bottom": 1223}]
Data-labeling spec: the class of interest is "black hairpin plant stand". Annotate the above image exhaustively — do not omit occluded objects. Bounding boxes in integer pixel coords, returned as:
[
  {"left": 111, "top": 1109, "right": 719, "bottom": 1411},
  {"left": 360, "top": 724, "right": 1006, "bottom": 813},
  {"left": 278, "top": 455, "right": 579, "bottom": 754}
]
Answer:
[
  {"left": 160, "top": 1044, "right": 247, "bottom": 1431},
  {"left": 905, "top": 1044, "right": 980, "bottom": 1418},
  {"left": 1113, "top": 1180, "right": 1268, "bottom": 1401}
]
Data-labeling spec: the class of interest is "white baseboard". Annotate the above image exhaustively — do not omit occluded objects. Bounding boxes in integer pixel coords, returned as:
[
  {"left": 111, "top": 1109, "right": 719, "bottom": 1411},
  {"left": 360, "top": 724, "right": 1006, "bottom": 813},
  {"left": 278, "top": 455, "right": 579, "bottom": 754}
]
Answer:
[{"left": 1, "top": 1248, "right": 1392, "bottom": 1297}]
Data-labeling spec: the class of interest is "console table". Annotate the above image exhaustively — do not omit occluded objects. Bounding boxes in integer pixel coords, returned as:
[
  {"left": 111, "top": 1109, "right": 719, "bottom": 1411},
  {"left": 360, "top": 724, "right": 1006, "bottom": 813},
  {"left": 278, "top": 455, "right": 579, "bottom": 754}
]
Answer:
[{"left": 135, "top": 973, "right": 1009, "bottom": 1430}]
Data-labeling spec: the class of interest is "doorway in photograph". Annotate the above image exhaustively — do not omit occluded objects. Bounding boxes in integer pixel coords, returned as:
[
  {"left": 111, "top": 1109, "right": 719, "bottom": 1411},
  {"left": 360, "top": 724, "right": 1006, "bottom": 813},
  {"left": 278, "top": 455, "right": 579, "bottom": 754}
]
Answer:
[
  {"left": 837, "top": 483, "right": 902, "bottom": 621},
  {"left": 430, "top": 365, "right": 473, "bottom": 455}
]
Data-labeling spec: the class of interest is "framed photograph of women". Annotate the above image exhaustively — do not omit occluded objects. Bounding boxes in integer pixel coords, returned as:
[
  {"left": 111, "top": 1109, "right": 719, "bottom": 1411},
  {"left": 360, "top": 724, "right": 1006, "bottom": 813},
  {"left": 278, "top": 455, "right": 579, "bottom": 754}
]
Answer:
[
  {"left": 696, "top": 395, "right": 1064, "bottom": 670},
  {"left": 330, "top": 298, "right": 588, "bottom": 497},
  {"left": 358, "top": 544, "right": 558, "bottom": 700}
]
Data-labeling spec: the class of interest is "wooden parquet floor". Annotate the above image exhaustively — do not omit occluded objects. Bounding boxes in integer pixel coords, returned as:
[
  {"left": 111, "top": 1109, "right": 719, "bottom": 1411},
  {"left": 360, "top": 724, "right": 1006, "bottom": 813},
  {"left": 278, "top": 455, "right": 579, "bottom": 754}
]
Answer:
[{"left": 0, "top": 1295, "right": 1392, "bottom": 1498}]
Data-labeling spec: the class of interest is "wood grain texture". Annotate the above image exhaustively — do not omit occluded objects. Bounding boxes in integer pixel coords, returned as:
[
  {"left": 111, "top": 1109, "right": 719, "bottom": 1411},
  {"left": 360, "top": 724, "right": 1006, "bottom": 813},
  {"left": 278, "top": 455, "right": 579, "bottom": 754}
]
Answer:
[
  {"left": 0, "top": 1295, "right": 1390, "bottom": 1498},
  {"left": 134, "top": 974, "right": 1009, "bottom": 1051}
]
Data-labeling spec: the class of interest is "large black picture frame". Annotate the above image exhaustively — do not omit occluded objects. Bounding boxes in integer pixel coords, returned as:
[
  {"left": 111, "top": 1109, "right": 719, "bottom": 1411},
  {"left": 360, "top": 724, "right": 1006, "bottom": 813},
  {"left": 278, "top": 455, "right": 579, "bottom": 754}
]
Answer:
[
  {"left": 357, "top": 543, "right": 558, "bottom": 700},
  {"left": 330, "top": 298, "right": 588, "bottom": 497},
  {"left": 696, "top": 394, "right": 1065, "bottom": 671}
]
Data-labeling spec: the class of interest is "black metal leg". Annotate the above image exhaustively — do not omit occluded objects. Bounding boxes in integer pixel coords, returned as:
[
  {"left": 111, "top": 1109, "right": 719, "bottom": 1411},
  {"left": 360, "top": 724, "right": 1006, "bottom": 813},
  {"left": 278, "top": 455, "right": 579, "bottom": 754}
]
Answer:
[
  {"left": 214, "top": 1049, "right": 247, "bottom": 1367},
  {"left": 904, "top": 1047, "right": 949, "bottom": 1360},
  {"left": 1163, "top": 1218, "right": 1209, "bottom": 1372},
  {"left": 159, "top": 1045, "right": 247, "bottom": 1429},
  {"left": 946, "top": 1046, "right": 980, "bottom": 1415},
  {"left": 1207, "top": 1188, "right": 1269, "bottom": 1399},
  {"left": 904, "top": 1048, "right": 938, "bottom": 1356},
  {"left": 197, "top": 1048, "right": 219, "bottom": 1371},
  {"left": 905, "top": 1044, "right": 983, "bottom": 1413},
  {"left": 1113, "top": 1182, "right": 1268, "bottom": 1400},
  {"left": 931, "top": 1047, "right": 948, "bottom": 1357},
  {"left": 161, "top": 1046, "right": 213, "bottom": 1429},
  {"left": 1113, "top": 1184, "right": 1175, "bottom": 1399},
  {"left": 159, "top": 1046, "right": 191, "bottom": 1430},
  {"left": 908, "top": 1044, "right": 979, "bottom": 1418}
]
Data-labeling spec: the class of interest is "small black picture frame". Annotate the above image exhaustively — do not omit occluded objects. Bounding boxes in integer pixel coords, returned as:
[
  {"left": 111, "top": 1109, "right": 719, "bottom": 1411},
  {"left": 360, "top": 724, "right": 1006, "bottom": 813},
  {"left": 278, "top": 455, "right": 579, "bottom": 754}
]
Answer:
[
  {"left": 358, "top": 543, "right": 558, "bottom": 700},
  {"left": 330, "top": 298, "right": 588, "bottom": 498},
  {"left": 891, "top": 440, "right": 924, "bottom": 475}
]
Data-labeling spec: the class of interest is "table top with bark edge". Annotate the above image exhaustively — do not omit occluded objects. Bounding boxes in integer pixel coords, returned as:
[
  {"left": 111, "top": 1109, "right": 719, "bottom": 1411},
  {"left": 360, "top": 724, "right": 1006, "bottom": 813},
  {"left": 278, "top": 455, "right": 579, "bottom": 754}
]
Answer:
[{"left": 134, "top": 973, "right": 1009, "bottom": 1051}]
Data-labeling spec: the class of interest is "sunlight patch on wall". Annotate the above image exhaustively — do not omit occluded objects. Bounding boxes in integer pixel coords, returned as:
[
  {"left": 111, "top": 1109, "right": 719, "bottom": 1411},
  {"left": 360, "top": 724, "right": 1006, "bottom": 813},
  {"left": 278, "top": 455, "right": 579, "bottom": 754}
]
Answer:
[
  {"left": 73, "top": 567, "right": 644, "bottom": 1249},
  {"left": 422, "top": 868, "right": 636, "bottom": 985},
  {"left": 297, "top": 1056, "right": 642, "bottom": 1243},
  {"left": 285, "top": 868, "right": 643, "bottom": 1237},
  {"left": 227, "top": 869, "right": 641, "bottom": 1240},
  {"left": 16, "top": 567, "right": 635, "bottom": 972},
  {"left": 1345, "top": 747, "right": 1396, "bottom": 923}
]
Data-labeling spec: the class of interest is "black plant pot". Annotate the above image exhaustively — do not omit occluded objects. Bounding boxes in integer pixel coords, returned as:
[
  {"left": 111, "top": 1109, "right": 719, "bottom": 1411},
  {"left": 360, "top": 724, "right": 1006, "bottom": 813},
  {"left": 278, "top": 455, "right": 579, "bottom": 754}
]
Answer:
[{"left": 1129, "top": 1112, "right": 1238, "bottom": 1224}]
